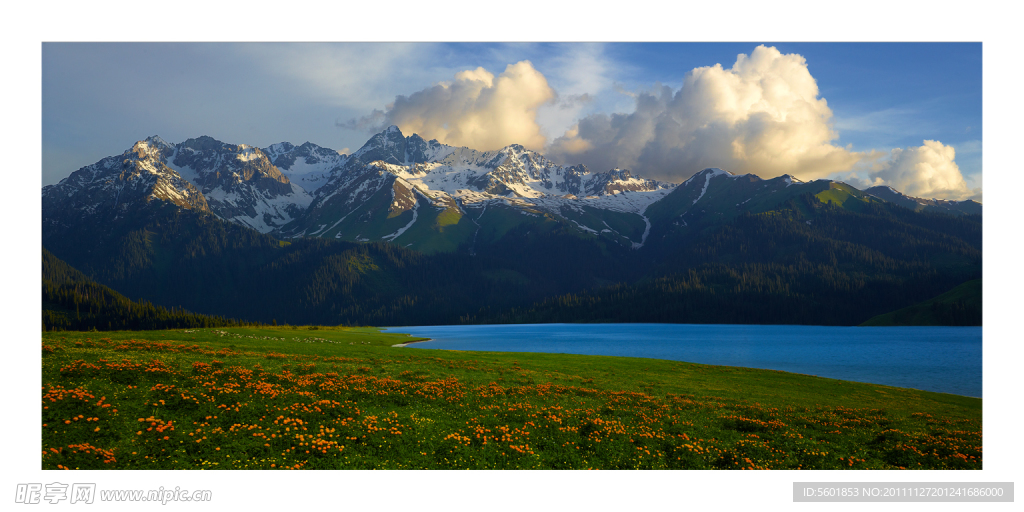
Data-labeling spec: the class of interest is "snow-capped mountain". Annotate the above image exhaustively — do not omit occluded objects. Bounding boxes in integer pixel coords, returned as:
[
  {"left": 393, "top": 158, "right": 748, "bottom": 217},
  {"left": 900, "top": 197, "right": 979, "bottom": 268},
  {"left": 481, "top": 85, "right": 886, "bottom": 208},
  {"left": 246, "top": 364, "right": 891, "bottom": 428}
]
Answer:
[
  {"left": 262, "top": 141, "right": 348, "bottom": 193},
  {"left": 42, "top": 137, "right": 210, "bottom": 232},
  {"left": 43, "top": 135, "right": 313, "bottom": 234},
  {"left": 282, "top": 126, "right": 675, "bottom": 250},
  {"left": 43, "top": 126, "right": 980, "bottom": 256},
  {"left": 305, "top": 125, "right": 671, "bottom": 203},
  {"left": 168, "top": 136, "right": 312, "bottom": 232},
  {"left": 43, "top": 126, "right": 676, "bottom": 250}
]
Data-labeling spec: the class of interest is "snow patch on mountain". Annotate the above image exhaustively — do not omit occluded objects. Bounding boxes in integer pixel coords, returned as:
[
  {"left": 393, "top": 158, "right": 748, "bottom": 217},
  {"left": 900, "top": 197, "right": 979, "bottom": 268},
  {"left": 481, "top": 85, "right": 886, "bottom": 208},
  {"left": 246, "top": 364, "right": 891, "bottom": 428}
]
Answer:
[
  {"left": 693, "top": 173, "right": 714, "bottom": 205},
  {"left": 683, "top": 168, "right": 735, "bottom": 206},
  {"left": 781, "top": 174, "right": 804, "bottom": 187},
  {"left": 633, "top": 215, "right": 652, "bottom": 249},
  {"left": 262, "top": 141, "right": 349, "bottom": 193},
  {"left": 382, "top": 200, "right": 419, "bottom": 241}
]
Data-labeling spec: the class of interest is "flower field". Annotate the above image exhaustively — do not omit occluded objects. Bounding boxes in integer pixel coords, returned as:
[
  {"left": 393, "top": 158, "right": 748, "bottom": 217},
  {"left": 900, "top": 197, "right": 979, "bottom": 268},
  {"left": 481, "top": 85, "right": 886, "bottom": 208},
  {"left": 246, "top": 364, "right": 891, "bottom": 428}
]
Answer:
[{"left": 41, "top": 327, "right": 982, "bottom": 470}]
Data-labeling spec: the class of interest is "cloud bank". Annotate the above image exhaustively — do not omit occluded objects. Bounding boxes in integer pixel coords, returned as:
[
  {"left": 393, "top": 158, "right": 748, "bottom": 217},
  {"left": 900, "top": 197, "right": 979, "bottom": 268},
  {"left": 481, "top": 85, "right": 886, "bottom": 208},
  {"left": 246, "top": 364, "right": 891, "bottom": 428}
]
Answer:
[
  {"left": 348, "top": 61, "right": 555, "bottom": 152},
  {"left": 547, "top": 45, "right": 868, "bottom": 182}
]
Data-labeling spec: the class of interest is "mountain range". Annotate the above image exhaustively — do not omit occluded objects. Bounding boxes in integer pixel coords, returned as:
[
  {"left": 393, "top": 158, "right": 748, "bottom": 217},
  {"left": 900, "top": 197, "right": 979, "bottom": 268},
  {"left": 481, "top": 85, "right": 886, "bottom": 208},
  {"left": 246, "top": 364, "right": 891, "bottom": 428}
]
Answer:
[
  {"left": 43, "top": 125, "right": 980, "bottom": 253},
  {"left": 42, "top": 127, "right": 982, "bottom": 328}
]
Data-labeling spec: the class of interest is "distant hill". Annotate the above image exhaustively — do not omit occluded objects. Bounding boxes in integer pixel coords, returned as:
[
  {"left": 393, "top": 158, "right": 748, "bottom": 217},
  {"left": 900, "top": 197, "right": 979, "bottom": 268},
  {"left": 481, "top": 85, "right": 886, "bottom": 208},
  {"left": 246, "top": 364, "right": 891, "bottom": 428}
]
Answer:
[
  {"left": 865, "top": 186, "right": 982, "bottom": 217},
  {"left": 860, "top": 279, "right": 981, "bottom": 326},
  {"left": 43, "top": 247, "right": 252, "bottom": 331}
]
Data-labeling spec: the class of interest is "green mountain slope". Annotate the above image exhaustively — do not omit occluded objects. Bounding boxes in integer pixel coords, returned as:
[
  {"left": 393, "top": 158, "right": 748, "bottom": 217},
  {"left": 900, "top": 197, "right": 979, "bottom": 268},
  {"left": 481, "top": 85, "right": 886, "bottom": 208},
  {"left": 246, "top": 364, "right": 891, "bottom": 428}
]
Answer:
[
  {"left": 860, "top": 279, "right": 982, "bottom": 326},
  {"left": 478, "top": 196, "right": 981, "bottom": 326},
  {"left": 43, "top": 206, "right": 631, "bottom": 327}
]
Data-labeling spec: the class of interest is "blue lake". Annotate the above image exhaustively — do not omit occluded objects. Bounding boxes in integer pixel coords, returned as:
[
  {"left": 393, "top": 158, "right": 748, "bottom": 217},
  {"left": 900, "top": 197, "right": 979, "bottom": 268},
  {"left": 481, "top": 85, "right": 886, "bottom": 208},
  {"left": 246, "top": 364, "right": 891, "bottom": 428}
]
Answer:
[{"left": 383, "top": 324, "right": 982, "bottom": 397}]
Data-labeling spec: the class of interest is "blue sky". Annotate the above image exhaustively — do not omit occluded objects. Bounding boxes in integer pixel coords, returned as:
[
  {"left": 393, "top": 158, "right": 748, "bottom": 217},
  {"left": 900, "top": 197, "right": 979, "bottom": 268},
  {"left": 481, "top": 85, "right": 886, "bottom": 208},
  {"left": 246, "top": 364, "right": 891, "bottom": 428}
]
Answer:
[{"left": 43, "top": 42, "right": 981, "bottom": 200}]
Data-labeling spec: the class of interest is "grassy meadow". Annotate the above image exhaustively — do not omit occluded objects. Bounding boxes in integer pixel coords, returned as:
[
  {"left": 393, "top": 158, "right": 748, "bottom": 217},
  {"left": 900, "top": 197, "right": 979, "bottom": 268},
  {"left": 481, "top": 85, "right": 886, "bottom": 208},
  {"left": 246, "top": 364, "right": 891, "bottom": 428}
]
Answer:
[{"left": 41, "top": 326, "right": 981, "bottom": 470}]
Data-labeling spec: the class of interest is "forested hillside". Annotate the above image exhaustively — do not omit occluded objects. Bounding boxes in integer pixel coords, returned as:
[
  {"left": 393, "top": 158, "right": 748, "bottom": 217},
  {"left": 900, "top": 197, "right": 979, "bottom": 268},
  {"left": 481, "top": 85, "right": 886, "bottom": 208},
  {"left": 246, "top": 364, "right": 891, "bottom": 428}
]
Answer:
[
  {"left": 43, "top": 248, "right": 251, "bottom": 331},
  {"left": 473, "top": 198, "right": 981, "bottom": 325},
  {"left": 42, "top": 188, "right": 981, "bottom": 327}
]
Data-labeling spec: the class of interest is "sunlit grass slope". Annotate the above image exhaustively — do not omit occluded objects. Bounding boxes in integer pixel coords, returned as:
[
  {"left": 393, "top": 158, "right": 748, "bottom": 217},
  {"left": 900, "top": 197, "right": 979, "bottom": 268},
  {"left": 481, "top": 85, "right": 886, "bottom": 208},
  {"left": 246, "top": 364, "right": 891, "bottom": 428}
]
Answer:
[{"left": 42, "top": 326, "right": 981, "bottom": 470}]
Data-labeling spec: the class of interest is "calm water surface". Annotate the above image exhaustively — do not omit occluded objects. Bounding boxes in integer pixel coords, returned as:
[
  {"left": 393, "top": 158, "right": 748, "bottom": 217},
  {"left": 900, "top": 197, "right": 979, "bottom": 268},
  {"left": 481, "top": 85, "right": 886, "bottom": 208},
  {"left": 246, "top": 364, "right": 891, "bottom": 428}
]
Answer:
[{"left": 383, "top": 324, "right": 981, "bottom": 397}]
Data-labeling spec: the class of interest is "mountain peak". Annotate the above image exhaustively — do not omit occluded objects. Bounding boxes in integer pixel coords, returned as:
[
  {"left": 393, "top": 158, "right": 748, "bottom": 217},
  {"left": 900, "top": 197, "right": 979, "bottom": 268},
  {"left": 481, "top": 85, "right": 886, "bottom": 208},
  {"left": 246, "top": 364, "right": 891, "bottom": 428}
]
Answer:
[
  {"left": 180, "top": 135, "right": 226, "bottom": 152},
  {"left": 143, "top": 135, "right": 172, "bottom": 149},
  {"left": 702, "top": 167, "right": 731, "bottom": 177},
  {"left": 683, "top": 167, "right": 732, "bottom": 186},
  {"left": 130, "top": 136, "right": 173, "bottom": 159},
  {"left": 777, "top": 174, "right": 804, "bottom": 186},
  {"left": 266, "top": 141, "right": 295, "bottom": 154},
  {"left": 350, "top": 125, "right": 422, "bottom": 165}
]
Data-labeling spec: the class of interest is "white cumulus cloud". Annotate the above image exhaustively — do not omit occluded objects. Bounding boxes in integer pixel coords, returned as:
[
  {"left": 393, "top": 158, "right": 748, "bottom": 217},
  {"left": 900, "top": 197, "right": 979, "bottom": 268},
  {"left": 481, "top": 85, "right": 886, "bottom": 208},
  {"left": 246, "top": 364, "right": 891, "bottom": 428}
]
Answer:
[
  {"left": 865, "top": 140, "right": 978, "bottom": 201},
  {"left": 350, "top": 61, "right": 555, "bottom": 152},
  {"left": 342, "top": 45, "right": 978, "bottom": 202},
  {"left": 547, "top": 45, "right": 869, "bottom": 182}
]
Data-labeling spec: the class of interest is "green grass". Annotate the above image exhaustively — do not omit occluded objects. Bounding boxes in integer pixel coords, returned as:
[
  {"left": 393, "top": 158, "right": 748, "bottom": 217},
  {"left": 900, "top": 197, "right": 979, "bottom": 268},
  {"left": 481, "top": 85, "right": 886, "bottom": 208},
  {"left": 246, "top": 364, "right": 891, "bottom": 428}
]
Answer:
[
  {"left": 474, "top": 204, "right": 550, "bottom": 245},
  {"left": 41, "top": 326, "right": 981, "bottom": 470},
  {"left": 434, "top": 207, "right": 462, "bottom": 229},
  {"left": 391, "top": 205, "right": 477, "bottom": 254},
  {"left": 814, "top": 183, "right": 859, "bottom": 207}
]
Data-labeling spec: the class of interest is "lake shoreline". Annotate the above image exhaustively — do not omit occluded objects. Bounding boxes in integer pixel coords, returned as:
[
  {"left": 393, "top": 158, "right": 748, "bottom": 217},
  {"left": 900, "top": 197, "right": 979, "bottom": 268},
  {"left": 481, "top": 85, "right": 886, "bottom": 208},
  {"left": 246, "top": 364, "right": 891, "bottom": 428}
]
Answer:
[
  {"left": 390, "top": 335, "right": 432, "bottom": 347},
  {"left": 385, "top": 323, "right": 982, "bottom": 398}
]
